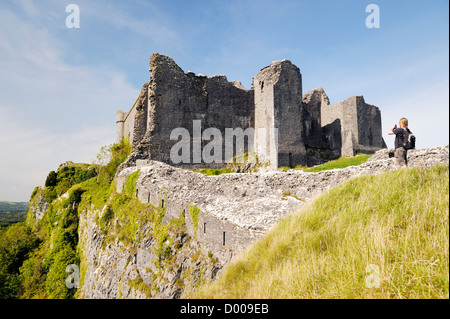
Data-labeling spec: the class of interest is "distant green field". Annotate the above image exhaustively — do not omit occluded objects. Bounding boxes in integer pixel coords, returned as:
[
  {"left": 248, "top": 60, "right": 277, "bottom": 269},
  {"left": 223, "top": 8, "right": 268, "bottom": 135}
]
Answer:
[{"left": 0, "top": 202, "right": 29, "bottom": 228}]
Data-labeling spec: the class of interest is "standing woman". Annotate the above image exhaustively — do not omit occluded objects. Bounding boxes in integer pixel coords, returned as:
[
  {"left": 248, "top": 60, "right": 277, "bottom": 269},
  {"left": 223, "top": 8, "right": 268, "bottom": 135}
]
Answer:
[{"left": 388, "top": 117, "right": 413, "bottom": 167}]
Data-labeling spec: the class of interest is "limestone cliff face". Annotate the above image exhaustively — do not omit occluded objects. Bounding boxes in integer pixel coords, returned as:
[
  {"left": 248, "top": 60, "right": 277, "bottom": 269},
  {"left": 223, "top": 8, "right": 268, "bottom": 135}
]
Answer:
[
  {"left": 77, "top": 145, "right": 448, "bottom": 298},
  {"left": 78, "top": 204, "right": 221, "bottom": 299},
  {"left": 28, "top": 187, "right": 49, "bottom": 222}
]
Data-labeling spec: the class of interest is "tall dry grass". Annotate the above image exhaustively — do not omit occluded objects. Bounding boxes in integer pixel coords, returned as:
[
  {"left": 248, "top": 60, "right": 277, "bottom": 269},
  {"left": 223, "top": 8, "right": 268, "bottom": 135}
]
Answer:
[{"left": 195, "top": 165, "right": 449, "bottom": 299}]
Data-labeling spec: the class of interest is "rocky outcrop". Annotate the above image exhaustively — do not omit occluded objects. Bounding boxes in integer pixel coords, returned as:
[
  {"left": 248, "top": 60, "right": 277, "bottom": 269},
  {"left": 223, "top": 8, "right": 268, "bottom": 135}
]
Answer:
[
  {"left": 28, "top": 186, "right": 49, "bottom": 222},
  {"left": 369, "top": 145, "right": 449, "bottom": 168}
]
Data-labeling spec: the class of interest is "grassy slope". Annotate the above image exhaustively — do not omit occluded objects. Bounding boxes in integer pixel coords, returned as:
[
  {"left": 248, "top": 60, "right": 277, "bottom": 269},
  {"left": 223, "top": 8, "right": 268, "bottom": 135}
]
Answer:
[{"left": 195, "top": 164, "right": 449, "bottom": 299}]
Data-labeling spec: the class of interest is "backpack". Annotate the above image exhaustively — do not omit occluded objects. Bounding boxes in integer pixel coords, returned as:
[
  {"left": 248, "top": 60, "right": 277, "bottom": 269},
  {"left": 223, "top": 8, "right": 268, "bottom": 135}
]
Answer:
[{"left": 402, "top": 128, "right": 416, "bottom": 150}]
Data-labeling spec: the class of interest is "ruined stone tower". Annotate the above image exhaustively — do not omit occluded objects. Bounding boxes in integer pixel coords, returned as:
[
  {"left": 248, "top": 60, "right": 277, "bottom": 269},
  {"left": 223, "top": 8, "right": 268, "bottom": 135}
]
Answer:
[
  {"left": 116, "top": 53, "right": 386, "bottom": 169},
  {"left": 253, "top": 60, "right": 306, "bottom": 168}
]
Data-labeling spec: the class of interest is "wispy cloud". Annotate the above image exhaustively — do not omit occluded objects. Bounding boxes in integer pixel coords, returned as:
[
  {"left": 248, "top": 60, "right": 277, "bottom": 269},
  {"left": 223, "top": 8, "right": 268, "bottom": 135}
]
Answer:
[
  {"left": 16, "top": 0, "right": 40, "bottom": 17},
  {"left": 0, "top": 5, "right": 139, "bottom": 201},
  {"left": 79, "top": 0, "right": 183, "bottom": 52}
]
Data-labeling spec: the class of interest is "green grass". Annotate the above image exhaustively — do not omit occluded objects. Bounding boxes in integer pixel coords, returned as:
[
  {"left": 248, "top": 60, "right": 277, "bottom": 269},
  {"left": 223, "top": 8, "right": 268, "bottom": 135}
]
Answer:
[
  {"left": 279, "top": 154, "right": 371, "bottom": 172},
  {"left": 0, "top": 139, "right": 133, "bottom": 299},
  {"left": 303, "top": 153, "right": 372, "bottom": 172},
  {"left": 299, "top": 153, "right": 372, "bottom": 172},
  {"left": 192, "top": 168, "right": 234, "bottom": 176},
  {"left": 196, "top": 154, "right": 371, "bottom": 174},
  {"left": 195, "top": 164, "right": 449, "bottom": 299},
  {"left": 189, "top": 205, "right": 201, "bottom": 237}
]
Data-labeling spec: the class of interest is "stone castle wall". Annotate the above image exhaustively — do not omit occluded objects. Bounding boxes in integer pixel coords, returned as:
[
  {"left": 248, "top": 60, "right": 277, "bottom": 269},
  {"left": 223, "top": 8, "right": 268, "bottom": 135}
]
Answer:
[
  {"left": 301, "top": 87, "right": 329, "bottom": 150},
  {"left": 132, "top": 53, "right": 254, "bottom": 169},
  {"left": 321, "top": 95, "right": 386, "bottom": 157},
  {"left": 117, "top": 53, "right": 386, "bottom": 168},
  {"left": 116, "top": 83, "right": 148, "bottom": 145}
]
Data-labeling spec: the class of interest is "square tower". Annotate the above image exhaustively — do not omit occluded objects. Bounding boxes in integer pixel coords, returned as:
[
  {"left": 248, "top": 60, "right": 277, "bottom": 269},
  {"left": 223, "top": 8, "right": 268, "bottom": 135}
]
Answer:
[{"left": 253, "top": 60, "right": 306, "bottom": 168}]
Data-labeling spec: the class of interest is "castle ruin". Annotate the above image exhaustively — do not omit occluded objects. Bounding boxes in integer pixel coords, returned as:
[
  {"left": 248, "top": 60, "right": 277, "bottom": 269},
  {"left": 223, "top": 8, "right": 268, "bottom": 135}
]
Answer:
[{"left": 116, "top": 53, "right": 386, "bottom": 168}]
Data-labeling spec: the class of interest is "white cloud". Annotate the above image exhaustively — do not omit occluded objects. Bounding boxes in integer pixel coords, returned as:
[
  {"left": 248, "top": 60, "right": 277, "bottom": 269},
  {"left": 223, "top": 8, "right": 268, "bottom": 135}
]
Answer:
[
  {"left": 0, "top": 6, "right": 139, "bottom": 201},
  {"left": 79, "top": 0, "right": 182, "bottom": 52}
]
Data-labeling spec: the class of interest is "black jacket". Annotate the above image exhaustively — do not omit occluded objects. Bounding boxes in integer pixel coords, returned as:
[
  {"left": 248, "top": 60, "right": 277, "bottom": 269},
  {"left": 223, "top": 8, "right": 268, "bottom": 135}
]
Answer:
[{"left": 393, "top": 127, "right": 412, "bottom": 149}]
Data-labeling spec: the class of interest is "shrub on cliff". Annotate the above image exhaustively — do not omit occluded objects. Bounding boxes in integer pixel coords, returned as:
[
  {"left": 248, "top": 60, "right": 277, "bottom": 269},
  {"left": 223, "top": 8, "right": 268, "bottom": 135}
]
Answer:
[
  {"left": 40, "top": 164, "right": 99, "bottom": 205},
  {"left": 55, "top": 165, "right": 97, "bottom": 196},
  {"left": 45, "top": 171, "right": 57, "bottom": 187},
  {"left": 81, "top": 139, "right": 132, "bottom": 211},
  {"left": 94, "top": 139, "right": 131, "bottom": 185}
]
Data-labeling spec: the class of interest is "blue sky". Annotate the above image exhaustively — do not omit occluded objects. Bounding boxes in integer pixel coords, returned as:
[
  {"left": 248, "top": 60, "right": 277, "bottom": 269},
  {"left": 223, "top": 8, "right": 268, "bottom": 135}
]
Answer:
[{"left": 0, "top": 0, "right": 448, "bottom": 201}]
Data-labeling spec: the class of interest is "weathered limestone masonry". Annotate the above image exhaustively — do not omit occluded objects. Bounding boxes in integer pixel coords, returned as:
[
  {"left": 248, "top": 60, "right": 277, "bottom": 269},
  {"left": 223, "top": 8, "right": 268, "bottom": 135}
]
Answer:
[
  {"left": 116, "top": 53, "right": 386, "bottom": 169},
  {"left": 302, "top": 87, "right": 330, "bottom": 150},
  {"left": 301, "top": 87, "right": 387, "bottom": 160},
  {"left": 113, "top": 146, "right": 449, "bottom": 267},
  {"left": 129, "top": 53, "right": 254, "bottom": 169},
  {"left": 116, "top": 83, "right": 149, "bottom": 145},
  {"left": 321, "top": 94, "right": 387, "bottom": 157},
  {"left": 254, "top": 60, "right": 306, "bottom": 168}
]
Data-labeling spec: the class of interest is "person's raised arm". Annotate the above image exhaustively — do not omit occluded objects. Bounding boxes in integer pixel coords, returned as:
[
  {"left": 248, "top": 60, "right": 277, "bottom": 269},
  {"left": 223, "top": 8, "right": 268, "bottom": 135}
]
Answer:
[{"left": 387, "top": 124, "right": 397, "bottom": 135}]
